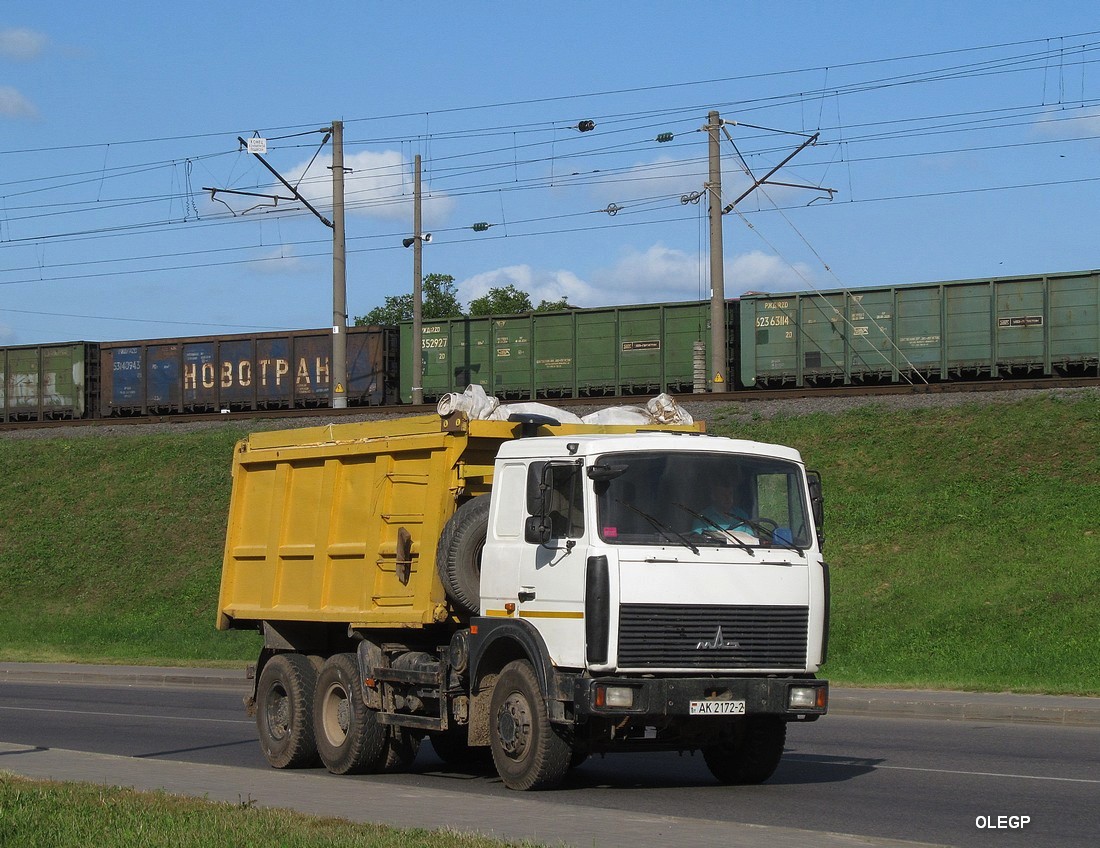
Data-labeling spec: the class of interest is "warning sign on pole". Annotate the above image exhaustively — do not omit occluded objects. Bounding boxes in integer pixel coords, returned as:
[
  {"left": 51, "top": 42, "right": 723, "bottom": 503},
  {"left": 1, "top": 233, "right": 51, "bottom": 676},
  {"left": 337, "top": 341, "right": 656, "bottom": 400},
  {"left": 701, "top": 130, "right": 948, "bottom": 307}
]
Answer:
[
  {"left": 713, "top": 372, "right": 725, "bottom": 383},
  {"left": 335, "top": 383, "right": 345, "bottom": 394}
]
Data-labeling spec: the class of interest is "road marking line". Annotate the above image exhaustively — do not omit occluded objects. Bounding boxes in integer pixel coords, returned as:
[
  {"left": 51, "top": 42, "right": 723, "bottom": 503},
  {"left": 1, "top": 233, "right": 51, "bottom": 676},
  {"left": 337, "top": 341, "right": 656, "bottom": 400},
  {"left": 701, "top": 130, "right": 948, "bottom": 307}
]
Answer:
[{"left": 787, "top": 756, "right": 1100, "bottom": 784}]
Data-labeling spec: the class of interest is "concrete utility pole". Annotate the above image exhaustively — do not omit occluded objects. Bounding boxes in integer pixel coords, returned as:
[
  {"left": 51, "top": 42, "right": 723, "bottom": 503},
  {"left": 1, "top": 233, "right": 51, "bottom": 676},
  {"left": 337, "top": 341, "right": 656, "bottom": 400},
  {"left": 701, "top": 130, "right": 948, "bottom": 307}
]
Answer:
[
  {"left": 331, "top": 120, "right": 348, "bottom": 409},
  {"left": 707, "top": 110, "right": 728, "bottom": 393},
  {"left": 411, "top": 154, "right": 424, "bottom": 405}
]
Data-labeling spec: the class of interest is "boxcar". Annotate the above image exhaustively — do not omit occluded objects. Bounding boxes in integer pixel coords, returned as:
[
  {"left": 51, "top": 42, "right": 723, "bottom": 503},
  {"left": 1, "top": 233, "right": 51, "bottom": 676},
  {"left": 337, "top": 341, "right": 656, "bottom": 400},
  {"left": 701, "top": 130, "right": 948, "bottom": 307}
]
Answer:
[
  {"left": 0, "top": 342, "right": 98, "bottom": 422},
  {"left": 99, "top": 326, "right": 397, "bottom": 416},
  {"left": 740, "top": 270, "right": 1100, "bottom": 388},
  {"left": 399, "top": 301, "right": 732, "bottom": 402}
]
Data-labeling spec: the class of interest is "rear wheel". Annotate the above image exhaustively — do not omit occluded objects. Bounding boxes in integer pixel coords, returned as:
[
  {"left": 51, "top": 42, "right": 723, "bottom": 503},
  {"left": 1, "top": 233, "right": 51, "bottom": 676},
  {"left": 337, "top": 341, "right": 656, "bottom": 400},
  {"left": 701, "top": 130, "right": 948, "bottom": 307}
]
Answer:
[
  {"left": 489, "top": 660, "right": 572, "bottom": 790},
  {"left": 703, "top": 717, "right": 787, "bottom": 784},
  {"left": 382, "top": 727, "right": 421, "bottom": 772},
  {"left": 313, "top": 653, "right": 387, "bottom": 775},
  {"left": 255, "top": 653, "right": 320, "bottom": 769}
]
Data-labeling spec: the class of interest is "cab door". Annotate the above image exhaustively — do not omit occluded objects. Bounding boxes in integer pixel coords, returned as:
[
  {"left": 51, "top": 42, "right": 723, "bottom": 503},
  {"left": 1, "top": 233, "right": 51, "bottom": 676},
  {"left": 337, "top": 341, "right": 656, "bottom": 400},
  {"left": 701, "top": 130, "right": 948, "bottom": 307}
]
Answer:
[
  {"left": 479, "top": 461, "right": 527, "bottom": 615},
  {"left": 516, "top": 461, "right": 589, "bottom": 668}
]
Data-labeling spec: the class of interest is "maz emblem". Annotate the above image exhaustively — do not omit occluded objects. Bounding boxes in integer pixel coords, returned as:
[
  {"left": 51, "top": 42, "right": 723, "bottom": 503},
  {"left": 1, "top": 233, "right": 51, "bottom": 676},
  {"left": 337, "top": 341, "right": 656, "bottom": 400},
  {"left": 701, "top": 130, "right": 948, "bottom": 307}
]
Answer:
[{"left": 696, "top": 625, "right": 740, "bottom": 650}]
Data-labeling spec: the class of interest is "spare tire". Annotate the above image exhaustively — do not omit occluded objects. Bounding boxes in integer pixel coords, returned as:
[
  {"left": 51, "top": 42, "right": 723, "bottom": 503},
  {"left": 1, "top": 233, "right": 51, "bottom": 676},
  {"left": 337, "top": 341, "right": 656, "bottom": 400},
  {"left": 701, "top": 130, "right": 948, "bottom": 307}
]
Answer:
[{"left": 437, "top": 495, "right": 490, "bottom": 615}]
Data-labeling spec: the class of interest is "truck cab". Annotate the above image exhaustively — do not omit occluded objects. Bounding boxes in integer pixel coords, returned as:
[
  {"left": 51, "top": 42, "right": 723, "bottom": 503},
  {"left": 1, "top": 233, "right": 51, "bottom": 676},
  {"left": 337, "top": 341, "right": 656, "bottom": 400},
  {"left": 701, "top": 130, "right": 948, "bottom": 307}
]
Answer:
[{"left": 470, "top": 430, "right": 828, "bottom": 788}]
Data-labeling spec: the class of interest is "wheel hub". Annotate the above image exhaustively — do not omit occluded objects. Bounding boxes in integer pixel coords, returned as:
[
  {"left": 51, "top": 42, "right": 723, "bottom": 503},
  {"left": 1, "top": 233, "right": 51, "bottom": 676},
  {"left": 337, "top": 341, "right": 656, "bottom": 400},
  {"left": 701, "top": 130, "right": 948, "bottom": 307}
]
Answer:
[
  {"left": 266, "top": 689, "right": 290, "bottom": 740},
  {"left": 321, "top": 683, "right": 351, "bottom": 745},
  {"left": 496, "top": 693, "right": 532, "bottom": 757}
]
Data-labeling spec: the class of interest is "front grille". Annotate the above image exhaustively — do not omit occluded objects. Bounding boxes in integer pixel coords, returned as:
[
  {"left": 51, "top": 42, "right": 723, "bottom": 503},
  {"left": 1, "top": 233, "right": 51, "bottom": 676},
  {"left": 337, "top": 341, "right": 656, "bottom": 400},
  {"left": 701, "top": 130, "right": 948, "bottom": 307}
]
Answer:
[{"left": 617, "top": 604, "right": 809, "bottom": 669}]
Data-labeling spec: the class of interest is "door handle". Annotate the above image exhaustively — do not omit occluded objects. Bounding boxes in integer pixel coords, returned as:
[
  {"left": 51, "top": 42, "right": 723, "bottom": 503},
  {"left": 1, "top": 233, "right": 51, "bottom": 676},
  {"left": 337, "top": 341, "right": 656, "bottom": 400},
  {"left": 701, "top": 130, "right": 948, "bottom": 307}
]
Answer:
[{"left": 518, "top": 588, "right": 536, "bottom": 602}]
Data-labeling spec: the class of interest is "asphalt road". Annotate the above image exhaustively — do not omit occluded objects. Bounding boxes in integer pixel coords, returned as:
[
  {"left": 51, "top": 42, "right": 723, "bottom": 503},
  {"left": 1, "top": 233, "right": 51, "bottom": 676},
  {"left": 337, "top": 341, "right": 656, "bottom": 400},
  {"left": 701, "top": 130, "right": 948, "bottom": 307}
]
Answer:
[{"left": 1, "top": 678, "right": 1097, "bottom": 847}]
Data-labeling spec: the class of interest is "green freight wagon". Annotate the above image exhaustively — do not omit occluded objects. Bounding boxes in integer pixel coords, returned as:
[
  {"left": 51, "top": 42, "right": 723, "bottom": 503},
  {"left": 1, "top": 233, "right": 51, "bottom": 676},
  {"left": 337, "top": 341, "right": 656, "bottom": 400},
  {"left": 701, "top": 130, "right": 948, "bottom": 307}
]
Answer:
[
  {"left": 0, "top": 342, "right": 98, "bottom": 422},
  {"left": 740, "top": 271, "right": 1100, "bottom": 388},
  {"left": 399, "top": 301, "right": 731, "bottom": 402}
]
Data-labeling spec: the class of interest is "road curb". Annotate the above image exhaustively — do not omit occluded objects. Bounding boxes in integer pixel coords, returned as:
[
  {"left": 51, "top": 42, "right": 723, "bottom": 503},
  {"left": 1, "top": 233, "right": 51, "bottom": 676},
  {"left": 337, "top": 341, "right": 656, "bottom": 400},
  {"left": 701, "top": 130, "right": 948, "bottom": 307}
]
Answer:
[
  {"left": 0, "top": 662, "right": 249, "bottom": 690},
  {"left": 4, "top": 662, "right": 1100, "bottom": 727},
  {"left": 829, "top": 688, "right": 1100, "bottom": 727}
]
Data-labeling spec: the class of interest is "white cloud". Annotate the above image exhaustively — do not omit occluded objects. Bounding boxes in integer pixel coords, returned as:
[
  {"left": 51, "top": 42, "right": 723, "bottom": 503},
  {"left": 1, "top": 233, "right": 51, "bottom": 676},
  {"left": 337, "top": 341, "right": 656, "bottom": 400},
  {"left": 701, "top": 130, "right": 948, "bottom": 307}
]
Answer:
[
  {"left": 0, "top": 28, "right": 47, "bottom": 61},
  {"left": 284, "top": 150, "right": 455, "bottom": 224},
  {"left": 725, "top": 250, "right": 814, "bottom": 293},
  {"left": 0, "top": 86, "right": 37, "bottom": 118},
  {"left": 587, "top": 155, "right": 705, "bottom": 205},
  {"left": 590, "top": 244, "right": 705, "bottom": 304},
  {"left": 1032, "top": 106, "right": 1100, "bottom": 139},
  {"left": 458, "top": 265, "right": 596, "bottom": 309},
  {"left": 458, "top": 245, "right": 814, "bottom": 311}
]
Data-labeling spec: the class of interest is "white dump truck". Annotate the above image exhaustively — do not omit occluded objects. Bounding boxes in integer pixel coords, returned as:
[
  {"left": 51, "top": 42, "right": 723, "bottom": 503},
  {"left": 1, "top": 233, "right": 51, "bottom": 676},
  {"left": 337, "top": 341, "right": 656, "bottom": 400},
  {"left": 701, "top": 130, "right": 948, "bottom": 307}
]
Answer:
[{"left": 217, "top": 408, "right": 829, "bottom": 790}]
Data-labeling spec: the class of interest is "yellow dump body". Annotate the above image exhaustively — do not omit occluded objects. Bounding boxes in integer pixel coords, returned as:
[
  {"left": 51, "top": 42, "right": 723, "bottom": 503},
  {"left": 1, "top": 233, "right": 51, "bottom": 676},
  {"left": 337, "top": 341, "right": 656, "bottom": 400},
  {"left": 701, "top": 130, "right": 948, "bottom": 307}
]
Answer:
[{"left": 217, "top": 412, "right": 703, "bottom": 631}]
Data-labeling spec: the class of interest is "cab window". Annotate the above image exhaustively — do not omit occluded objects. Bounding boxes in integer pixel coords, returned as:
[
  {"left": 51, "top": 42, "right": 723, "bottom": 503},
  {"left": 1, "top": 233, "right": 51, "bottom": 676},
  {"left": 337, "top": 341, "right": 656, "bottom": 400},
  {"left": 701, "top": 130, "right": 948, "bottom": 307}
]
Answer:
[{"left": 527, "top": 462, "right": 584, "bottom": 538}]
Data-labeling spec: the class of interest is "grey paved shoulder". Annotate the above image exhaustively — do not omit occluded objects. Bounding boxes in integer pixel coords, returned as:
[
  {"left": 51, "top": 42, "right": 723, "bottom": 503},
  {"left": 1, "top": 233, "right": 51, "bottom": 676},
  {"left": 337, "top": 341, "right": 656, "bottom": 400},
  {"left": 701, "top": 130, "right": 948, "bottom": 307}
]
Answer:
[{"left": 0, "top": 741, "right": 948, "bottom": 848}]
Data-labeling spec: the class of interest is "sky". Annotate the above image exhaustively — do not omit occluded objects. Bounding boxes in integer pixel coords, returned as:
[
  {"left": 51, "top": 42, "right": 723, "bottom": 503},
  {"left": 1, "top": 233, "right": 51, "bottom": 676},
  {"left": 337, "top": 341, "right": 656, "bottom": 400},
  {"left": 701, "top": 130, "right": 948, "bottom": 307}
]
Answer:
[{"left": 2, "top": 1, "right": 1100, "bottom": 345}]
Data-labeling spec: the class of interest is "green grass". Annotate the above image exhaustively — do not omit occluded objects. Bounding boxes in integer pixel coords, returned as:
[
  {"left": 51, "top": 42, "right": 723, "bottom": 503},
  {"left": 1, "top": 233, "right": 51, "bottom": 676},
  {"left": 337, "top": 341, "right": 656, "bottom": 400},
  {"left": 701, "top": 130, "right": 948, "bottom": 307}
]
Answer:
[
  {"left": 0, "top": 427, "right": 261, "bottom": 665},
  {"left": 709, "top": 392, "right": 1100, "bottom": 694},
  {"left": 0, "top": 775, "right": 537, "bottom": 848},
  {"left": 1, "top": 392, "right": 1097, "bottom": 694}
]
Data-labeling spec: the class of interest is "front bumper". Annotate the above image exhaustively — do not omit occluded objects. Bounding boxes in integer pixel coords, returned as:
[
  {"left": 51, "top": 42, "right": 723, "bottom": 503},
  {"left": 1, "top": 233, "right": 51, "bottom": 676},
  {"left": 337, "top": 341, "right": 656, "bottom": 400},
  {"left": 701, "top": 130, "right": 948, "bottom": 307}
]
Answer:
[{"left": 573, "top": 675, "right": 828, "bottom": 721}]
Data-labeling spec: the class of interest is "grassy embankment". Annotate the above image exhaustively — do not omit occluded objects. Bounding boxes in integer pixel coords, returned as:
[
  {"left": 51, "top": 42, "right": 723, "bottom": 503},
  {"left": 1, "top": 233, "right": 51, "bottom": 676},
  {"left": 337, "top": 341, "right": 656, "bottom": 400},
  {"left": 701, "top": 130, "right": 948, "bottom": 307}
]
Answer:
[
  {"left": 0, "top": 392, "right": 1097, "bottom": 693},
  {"left": 0, "top": 774, "right": 536, "bottom": 848}
]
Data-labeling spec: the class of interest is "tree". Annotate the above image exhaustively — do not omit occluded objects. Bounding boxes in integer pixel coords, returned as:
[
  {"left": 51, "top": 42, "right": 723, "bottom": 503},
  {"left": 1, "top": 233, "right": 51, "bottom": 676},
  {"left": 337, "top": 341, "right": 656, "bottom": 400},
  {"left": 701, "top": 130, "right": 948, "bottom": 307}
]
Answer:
[
  {"left": 354, "top": 274, "right": 463, "bottom": 325},
  {"left": 535, "top": 297, "right": 573, "bottom": 312},
  {"left": 467, "top": 284, "right": 533, "bottom": 317}
]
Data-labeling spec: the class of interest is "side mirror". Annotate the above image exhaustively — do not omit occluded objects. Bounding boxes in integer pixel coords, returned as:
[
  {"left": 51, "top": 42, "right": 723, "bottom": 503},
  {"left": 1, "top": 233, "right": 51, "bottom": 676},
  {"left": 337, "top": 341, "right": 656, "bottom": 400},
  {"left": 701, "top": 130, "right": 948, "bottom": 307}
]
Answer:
[
  {"left": 807, "top": 470, "right": 825, "bottom": 547},
  {"left": 524, "top": 515, "right": 552, "bottom": 545},
  {"left": 587, "top": 463, "right": 627, "bottom": 482}
]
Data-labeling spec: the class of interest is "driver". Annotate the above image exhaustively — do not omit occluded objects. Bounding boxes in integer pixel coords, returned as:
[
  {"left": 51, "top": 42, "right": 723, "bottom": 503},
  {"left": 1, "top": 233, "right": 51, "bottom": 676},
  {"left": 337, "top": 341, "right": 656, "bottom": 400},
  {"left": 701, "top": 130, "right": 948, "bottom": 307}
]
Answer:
[{"left": 693, "top": 474, "right": 755, "bottom": 537}]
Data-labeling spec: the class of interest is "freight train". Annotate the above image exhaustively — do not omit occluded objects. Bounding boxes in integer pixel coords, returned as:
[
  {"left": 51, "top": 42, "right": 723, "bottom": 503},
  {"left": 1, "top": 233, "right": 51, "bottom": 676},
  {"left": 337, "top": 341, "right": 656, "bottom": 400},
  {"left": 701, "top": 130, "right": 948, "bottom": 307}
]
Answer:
[{"left": 2, "top": 269, "right": 1098, "bottom": 423}]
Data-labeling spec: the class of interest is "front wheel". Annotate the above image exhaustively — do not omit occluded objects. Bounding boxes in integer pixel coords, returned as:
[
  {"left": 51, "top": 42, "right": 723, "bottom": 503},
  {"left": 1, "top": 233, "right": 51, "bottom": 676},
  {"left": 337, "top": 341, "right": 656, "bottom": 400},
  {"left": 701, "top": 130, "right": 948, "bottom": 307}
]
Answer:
[
  {"left": 489, "top": 660, "right": 572, "bottom": 790},
  {"left": 703, "top": 717, "right": 787, "bottom": 784}
]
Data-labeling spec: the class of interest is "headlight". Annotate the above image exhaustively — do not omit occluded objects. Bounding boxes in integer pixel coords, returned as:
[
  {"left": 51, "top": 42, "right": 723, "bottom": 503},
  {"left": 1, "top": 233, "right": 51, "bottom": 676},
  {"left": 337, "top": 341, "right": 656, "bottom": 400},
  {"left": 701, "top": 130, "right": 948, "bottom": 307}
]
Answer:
[
  {"left": 595, "top": 685, "right": 635, "bottom": 709},
  {"left": 789, "top": 685, "right": 827, "bottom": 710}
]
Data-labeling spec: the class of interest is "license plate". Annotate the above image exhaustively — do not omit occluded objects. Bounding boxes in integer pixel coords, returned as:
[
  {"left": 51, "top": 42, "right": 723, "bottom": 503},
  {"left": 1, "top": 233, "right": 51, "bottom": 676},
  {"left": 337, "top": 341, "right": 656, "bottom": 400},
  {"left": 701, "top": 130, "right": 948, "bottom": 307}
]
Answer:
[{"left": 689, "top": 700, "right": 746, "bottom": 715}]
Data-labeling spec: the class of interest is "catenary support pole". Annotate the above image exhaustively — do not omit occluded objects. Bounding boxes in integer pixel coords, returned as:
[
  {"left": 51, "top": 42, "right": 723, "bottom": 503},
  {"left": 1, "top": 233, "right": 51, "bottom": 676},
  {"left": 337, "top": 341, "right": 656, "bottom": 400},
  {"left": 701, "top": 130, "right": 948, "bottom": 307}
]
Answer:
[
  {"left": 412, "top": 154, "right": 424, "bottom": 405},
  {"left": 707, "top": 110, "right": 728, "bottom": 394},
  {"left": 332, "top": 120, "right": 348, "bottom": 409}
]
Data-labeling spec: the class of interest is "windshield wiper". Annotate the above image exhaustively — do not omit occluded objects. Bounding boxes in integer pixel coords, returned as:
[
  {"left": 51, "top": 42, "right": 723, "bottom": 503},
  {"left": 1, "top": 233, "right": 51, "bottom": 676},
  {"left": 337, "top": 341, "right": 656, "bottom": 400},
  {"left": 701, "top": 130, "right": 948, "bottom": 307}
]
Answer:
[
  {"left": 614, "top": 498, "right": 699, "bottom": 555},
  {"left": 673, "top": 503, "right": 756, "bottom": 556},
  {"left": 733, "top": 515, "right": 805, "bottom": 555}
]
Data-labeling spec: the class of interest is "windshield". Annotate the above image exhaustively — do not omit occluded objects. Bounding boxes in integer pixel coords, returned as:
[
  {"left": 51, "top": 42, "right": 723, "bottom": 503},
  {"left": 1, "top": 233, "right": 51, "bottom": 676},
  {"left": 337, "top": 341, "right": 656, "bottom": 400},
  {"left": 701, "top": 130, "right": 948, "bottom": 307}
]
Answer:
[{"left": 593, "top": 450, "right": 812, "bottom": 550}]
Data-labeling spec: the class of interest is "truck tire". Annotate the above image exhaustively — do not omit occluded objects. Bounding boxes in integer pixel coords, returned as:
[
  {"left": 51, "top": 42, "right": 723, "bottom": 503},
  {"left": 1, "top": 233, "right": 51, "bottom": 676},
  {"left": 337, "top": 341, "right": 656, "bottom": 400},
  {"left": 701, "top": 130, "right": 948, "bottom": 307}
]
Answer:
[
  {"left": 703, "top": 717, "right": 787, "bottom": 784},
  {"left": 382, "top": 727, "right": 421, "bottom": 773},
  {"left": 437, "top": 495, "right": 491, "bottom": 616},
  {"left": 489, "top": 659, "right": 573, "bottom": 790},
  {"left": 313, "top": 653, "right": 388, "bottom": 775},
  {"left": 256, "top": 653, "right": 320, "bottom": 769}
]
